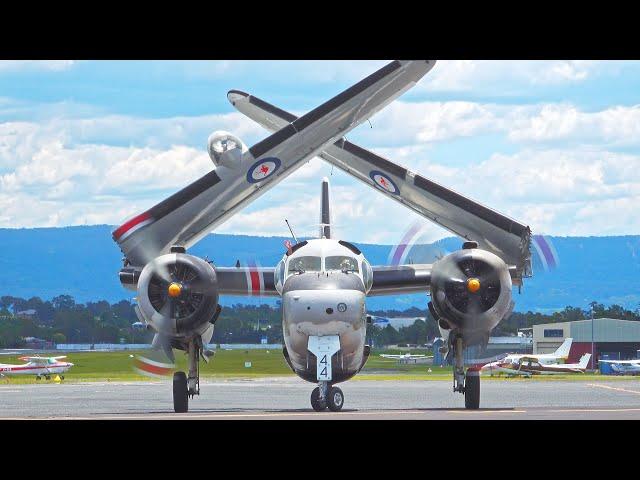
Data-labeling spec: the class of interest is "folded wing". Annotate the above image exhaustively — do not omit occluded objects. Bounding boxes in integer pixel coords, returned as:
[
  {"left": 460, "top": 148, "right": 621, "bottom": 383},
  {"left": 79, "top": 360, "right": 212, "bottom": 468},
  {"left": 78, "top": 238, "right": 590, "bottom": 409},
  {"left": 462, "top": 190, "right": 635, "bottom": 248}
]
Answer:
[
  {"left": 229, "top": 90, "right": 532, "bottom": 281},
  {"left": 114, "top": 60, "right": 435, "bottom": 267}
]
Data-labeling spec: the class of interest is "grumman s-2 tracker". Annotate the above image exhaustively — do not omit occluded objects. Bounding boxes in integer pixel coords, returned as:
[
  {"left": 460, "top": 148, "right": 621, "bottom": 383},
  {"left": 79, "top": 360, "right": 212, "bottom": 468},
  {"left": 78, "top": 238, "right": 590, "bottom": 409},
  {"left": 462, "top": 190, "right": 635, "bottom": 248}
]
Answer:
[{"left": 113, "top": 60, "right": 532, "bottom": 412}]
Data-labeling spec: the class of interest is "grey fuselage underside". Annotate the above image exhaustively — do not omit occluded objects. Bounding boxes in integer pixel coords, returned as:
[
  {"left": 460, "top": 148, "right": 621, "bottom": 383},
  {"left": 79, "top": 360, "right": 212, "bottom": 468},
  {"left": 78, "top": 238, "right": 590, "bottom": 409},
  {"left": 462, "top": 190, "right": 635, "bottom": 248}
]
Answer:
[{"left": 281, "top": 271, "right": 368, "bottom": 383}]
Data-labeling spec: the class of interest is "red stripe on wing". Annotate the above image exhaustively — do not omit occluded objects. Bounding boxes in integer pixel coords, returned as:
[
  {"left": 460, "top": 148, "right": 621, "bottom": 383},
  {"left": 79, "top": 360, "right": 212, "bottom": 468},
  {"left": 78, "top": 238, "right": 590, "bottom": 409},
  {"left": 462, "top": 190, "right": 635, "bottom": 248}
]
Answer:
[{"left": 112, "top": 212, "right": 152, "bottom": 241}]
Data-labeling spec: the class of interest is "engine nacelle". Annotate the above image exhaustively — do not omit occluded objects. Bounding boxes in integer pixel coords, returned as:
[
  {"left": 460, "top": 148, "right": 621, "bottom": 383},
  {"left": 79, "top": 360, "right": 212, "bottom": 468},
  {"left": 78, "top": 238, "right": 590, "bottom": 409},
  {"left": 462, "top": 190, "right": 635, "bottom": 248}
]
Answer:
[
  {"left": 207, "top": 131, "right": 246, "bottom": 169},
  {"left": 136, "top": 253, "right": 219, "bottom": 337},
  {"left": 429, "top": 246, "right": 512, "bottom": 347}
]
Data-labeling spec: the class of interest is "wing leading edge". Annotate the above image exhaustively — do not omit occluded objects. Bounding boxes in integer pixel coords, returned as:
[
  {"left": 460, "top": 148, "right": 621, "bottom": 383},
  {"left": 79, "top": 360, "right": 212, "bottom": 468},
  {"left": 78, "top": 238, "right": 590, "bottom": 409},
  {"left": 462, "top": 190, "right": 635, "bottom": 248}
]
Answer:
[{"left": 229, "top": 90, "right": 532, "bottom": 282}]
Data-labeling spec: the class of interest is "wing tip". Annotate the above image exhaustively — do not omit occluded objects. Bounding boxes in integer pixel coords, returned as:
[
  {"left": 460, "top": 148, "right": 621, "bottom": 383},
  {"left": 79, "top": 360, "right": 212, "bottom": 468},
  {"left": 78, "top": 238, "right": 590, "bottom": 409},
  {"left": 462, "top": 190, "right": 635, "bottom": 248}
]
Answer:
[{"left": 227, "top": 89, "right": 250, "bottom": 105}]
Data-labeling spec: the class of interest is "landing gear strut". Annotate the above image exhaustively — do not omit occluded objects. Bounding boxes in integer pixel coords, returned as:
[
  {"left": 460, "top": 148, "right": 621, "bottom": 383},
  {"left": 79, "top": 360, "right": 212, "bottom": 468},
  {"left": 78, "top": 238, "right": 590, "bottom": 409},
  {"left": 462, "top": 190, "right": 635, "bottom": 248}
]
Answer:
[
  {"left": 452, "top": 336, "right": 480, "bottom": 409},
  {"left": 173, "top": 337, "right": 202, "bottom": 413},
  {"left": 310, "top": 381, "right": 344, "bottom": 412}
]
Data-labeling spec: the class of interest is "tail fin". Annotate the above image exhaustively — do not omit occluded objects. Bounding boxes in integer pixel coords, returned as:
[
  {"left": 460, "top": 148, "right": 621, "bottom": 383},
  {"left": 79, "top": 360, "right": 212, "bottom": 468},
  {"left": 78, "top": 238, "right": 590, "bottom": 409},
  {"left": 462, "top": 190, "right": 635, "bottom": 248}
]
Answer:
[
  {"left": 578, "top": 353, "right": 591, "bottom": 369},
  {"left": 319, "top": 177, "right": 331, "bottom": 239},
  {"left": 554, "top": 338, "right": 572, "bottom": 359}
]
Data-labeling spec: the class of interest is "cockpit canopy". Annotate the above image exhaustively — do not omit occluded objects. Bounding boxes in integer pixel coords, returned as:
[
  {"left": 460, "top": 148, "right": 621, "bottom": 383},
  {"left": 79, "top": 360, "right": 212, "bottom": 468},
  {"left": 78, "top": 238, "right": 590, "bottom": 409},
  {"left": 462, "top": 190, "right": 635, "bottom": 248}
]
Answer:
[{"left": 274, "top": 239, "right": 372, "bottom": 294}]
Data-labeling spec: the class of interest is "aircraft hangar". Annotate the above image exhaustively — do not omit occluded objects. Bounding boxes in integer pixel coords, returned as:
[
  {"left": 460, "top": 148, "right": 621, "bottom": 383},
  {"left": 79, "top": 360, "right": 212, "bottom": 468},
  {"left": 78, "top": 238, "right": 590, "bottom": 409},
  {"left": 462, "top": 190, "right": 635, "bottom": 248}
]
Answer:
[{"left": 532, "top": 318, "right": 640, "bottom": 368}]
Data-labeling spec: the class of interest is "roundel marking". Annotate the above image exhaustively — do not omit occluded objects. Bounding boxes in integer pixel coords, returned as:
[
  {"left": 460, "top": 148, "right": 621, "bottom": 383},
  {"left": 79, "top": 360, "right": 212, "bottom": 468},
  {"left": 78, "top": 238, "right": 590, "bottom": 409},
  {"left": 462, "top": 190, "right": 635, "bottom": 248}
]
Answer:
[
  {"left": 369, "top": 170, "right": 400, "bottom": 195},
  {"left": 247, "top": 157, "right": 282, "bottom": 184}
]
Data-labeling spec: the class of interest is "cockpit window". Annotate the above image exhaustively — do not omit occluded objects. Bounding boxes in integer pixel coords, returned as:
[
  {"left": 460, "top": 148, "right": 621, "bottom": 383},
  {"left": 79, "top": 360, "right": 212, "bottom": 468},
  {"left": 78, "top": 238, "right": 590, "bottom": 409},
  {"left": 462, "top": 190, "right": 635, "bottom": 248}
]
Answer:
[
  {"left": 288, "top": 256, "right": 321, "bottom": 274},
  {"left": 325, "top": 256, "right": 359, "bottom": 273}
]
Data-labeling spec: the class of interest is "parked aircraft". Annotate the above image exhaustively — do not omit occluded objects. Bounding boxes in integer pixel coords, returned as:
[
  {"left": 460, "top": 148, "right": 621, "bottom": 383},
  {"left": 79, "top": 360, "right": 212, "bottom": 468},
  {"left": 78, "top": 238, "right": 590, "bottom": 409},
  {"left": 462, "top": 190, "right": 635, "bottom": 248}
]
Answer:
[
  {"left": 380, "top": 353, "right": 433, "bottom": 364},
  {"left": 113, "top": 60, "right": 532, "bottom": 412},
  {"left": 0, "top": 356, "right": 74, "bottom": 380},
  {"left": 482, "top": 353, "right": 591, "bottom": 377},
  {"left": 481, "top": 338, "right": 573, "bottom": 376},
  {"left": 599, "top": 359, "right": 640, "bottom": 375}
]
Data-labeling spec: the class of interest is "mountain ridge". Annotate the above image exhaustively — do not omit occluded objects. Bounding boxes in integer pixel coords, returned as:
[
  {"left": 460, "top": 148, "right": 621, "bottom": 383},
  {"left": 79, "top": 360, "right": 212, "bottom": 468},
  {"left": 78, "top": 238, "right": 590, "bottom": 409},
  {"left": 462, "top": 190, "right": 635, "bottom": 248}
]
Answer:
[{"left": 1, "top": 225, "right": 638, "bottom": 312}]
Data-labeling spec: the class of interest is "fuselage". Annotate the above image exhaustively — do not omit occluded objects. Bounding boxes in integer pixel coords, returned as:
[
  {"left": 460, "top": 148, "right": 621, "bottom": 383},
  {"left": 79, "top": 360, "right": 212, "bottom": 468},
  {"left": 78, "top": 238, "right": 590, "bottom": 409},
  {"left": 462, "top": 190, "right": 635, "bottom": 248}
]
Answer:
[{"left": 274, "top": 238, "right": 373, "bottom": 383}]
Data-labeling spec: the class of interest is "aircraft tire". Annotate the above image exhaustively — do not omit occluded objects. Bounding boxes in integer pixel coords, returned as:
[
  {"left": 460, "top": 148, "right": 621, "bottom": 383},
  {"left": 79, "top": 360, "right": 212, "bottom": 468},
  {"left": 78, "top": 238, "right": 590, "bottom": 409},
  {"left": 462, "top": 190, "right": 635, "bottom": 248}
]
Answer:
[
  {"left": 464, "top": 372, "right": 480, "bottom": 409},
  {"left": 310, "top": 387, "right": 326, "bottom": 412},
  {"left": 327, "top": 386, "right": 344, "bottom": 412},
  {"left": 173, "top": 371, "right": 189, "bottom": 413},
  {"left": 36, "top": 376, "right": 41, "bottom": 380}
]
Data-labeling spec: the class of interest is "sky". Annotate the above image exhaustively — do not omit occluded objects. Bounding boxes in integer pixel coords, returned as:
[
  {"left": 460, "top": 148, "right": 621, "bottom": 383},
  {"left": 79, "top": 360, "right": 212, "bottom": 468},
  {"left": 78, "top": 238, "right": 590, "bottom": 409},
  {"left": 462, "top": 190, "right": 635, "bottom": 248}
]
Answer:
[{"left": 1, "top": 60, "right": 639, "bottom": 245}]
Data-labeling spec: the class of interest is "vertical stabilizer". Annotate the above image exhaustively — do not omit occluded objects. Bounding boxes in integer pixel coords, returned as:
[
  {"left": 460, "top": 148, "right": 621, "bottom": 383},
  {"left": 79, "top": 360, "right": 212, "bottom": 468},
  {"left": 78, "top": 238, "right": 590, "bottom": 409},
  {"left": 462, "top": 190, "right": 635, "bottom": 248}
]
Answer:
[
  {"left": 320, "top": 177, "right": 331, "bottom": 239},
  {"left": 554, "top": 338, "right": 573, "bottom": 359},
  {"left": 578, "top": 353, "right": 591, "bottom": 369}
]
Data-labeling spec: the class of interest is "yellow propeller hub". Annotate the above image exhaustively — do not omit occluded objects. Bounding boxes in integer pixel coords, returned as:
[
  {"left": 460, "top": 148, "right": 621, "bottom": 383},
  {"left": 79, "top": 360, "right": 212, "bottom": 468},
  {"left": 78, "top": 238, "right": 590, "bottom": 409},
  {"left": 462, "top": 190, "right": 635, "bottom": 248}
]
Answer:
[
  {"left": 167, "top": 282, "right": 182, "bottom": 298},
  {"left": 467, "top": 278, "right": 481, "bottom": 293}
]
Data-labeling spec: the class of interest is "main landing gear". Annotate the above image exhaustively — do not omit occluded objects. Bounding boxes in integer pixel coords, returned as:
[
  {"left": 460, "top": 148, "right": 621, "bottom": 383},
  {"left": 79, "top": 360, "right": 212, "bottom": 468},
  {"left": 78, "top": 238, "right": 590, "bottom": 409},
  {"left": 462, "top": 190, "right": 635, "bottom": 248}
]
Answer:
[
  {"left": 452, "top": 337, "right": 480, "bottom": 409},
  {"left": 173, "top": 338, "right": 202, "bottom": 413},
  {"left": 310, "top": 381, "right": 344, "bottom": 412}
]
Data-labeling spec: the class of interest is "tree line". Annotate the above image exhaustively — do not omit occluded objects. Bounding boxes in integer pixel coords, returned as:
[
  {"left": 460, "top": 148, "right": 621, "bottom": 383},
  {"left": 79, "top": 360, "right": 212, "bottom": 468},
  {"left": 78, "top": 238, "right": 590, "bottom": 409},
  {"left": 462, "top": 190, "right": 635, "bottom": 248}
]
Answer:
[{"left": 0, "top": 295, "right": 638, "bottom": 348}]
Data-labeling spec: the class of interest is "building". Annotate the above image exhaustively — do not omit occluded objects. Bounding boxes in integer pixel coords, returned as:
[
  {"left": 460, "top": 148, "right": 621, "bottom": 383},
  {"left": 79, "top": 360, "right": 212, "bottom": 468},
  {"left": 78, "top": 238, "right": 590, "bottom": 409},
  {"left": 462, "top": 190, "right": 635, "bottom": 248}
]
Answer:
[
  {"left": 22, "top": 337, "right": 53, "bottom": 349},
  {"left": 532, "top": 318, "right": 640, "bottom": 368}
]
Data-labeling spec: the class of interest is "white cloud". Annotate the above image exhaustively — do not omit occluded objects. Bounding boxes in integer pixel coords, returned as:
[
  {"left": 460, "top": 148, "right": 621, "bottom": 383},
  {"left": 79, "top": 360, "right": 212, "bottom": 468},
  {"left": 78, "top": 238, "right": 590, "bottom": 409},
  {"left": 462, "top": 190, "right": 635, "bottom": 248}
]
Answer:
[{"left": 422, "top": 60, "right": 608, "bottom": 93}]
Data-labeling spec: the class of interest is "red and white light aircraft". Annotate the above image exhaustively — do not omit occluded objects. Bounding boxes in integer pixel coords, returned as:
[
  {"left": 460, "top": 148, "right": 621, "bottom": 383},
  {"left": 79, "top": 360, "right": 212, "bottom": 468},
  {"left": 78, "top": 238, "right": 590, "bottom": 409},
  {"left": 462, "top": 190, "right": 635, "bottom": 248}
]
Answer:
[{"left": 0, "top": 356, "right": 74, "bottom": 380}]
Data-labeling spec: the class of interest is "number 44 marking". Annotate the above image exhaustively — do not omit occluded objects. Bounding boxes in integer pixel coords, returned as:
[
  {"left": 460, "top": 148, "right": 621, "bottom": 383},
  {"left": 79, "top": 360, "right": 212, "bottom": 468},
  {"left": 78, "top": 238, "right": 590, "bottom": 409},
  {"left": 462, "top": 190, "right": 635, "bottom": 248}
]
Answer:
[{"left": 307, "top": 336, "right": 341, "bottom": 382}]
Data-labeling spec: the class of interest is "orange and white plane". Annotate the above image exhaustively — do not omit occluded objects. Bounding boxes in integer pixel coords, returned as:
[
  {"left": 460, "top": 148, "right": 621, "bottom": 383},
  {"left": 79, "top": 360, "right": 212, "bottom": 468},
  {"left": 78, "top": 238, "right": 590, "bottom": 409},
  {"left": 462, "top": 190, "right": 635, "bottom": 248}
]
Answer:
[{"left": 0, "top": 356, "right": 74, "bottom": 380}]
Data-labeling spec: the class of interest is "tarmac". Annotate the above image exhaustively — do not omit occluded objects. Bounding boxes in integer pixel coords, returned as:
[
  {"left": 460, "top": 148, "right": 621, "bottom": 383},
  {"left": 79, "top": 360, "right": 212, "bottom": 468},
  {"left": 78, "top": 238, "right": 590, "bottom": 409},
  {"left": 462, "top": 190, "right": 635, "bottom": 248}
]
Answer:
[{"left": 2, "top": 377, "right": 640, "bottom": 419}]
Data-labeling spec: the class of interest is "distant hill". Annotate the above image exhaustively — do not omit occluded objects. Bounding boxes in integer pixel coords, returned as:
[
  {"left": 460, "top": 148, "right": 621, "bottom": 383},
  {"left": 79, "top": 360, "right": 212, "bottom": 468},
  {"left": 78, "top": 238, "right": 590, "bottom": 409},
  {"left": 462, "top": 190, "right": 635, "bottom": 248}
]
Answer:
[{"left": 0, "top": 225, "right": 638, "bottom": 313}]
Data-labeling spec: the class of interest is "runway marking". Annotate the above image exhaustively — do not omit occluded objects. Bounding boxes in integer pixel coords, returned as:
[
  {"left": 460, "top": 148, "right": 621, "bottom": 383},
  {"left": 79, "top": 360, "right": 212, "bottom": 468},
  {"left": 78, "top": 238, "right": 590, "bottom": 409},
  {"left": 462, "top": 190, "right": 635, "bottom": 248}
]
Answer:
[
  {"left": 449, "top": 409, "right": 526, "bottom": 415},
  {"left": 587, "top": 383, "right": 640, "bottom": 396},
  {"left": 546, "top": 408, "right": 640, "bottom": 413}
]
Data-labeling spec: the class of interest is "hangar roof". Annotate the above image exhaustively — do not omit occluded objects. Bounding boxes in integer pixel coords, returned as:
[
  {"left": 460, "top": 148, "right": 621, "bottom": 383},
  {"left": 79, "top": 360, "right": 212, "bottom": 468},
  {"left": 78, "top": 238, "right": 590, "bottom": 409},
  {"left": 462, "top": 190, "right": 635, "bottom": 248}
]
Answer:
[{"left": 533, "top": 318, "right": 640, "bottom": 343}]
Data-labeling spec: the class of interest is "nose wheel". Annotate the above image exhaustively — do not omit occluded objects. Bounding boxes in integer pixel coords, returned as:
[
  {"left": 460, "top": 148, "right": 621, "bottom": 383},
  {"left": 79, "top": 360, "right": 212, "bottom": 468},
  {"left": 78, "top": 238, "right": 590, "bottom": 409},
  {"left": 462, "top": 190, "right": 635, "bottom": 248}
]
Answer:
[{"left": 310, "top": 383, "right": 344, "bottom": 412}]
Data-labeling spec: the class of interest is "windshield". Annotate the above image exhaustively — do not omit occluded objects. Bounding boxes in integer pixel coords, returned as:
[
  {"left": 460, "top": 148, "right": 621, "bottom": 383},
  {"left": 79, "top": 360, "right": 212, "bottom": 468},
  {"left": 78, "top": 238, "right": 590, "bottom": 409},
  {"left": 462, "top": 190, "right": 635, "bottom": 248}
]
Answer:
[
  {"left": 288, "top": 256, "right": 321, "bottom": 274},
  {"left": 325, "top": 256, "right": 359, "bottom": 273}
]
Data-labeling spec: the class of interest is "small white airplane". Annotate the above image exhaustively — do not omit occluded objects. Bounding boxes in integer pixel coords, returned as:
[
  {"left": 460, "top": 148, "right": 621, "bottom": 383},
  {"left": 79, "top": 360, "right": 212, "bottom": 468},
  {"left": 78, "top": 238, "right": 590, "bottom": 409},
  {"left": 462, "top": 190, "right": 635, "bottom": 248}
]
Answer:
[
  {"left": 485, "top": 354, "right": 592, "bottom": 377},
  {"left": 380, "top": 353, "right": 433, "bottom": 364},
  {"left": 0, "top": 356, "right": 74, "bottom": 380},
  {"left": 481, "top": 337, "right": 573, "bottom": 376},
  {"left": 599, "top": 359, "right": 640, "bottom": 375}
]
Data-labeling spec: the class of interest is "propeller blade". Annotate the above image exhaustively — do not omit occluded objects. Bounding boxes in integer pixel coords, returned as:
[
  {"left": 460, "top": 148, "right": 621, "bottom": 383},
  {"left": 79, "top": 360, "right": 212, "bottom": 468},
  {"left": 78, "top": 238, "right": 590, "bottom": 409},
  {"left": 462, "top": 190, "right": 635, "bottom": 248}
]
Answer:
[{"left": 151, "top": 333, "right": 175, "bottom": 363}]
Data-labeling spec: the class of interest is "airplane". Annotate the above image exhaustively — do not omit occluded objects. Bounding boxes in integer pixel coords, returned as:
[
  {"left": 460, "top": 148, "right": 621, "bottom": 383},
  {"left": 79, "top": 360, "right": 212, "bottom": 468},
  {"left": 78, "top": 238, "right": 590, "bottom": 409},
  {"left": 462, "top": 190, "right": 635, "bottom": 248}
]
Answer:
[
  {"left": 598, "top": 359, "right": 640, "bottom": 375},
  {"left": 113, "top": 60, "right": 532, "bottom": 412},
  {"left": 379, "top": 353, "right": 433, "bottom": 364},
  {"left": 481, "top": 353, "right": 591, "bottom": 377},
  {"left": 0, "top": 356, "right": 74, "bottom": 380},
  {"left": 481, "top": 338, "right": 573, "bottom": 376}
]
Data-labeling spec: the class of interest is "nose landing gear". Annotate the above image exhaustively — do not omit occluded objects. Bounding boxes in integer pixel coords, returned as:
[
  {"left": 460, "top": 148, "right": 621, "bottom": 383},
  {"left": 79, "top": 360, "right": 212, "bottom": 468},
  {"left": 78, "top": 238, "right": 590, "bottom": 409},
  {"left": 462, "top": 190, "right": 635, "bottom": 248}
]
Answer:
[{"left": 310, "top": 382, "right": 344, "bottom": 412}]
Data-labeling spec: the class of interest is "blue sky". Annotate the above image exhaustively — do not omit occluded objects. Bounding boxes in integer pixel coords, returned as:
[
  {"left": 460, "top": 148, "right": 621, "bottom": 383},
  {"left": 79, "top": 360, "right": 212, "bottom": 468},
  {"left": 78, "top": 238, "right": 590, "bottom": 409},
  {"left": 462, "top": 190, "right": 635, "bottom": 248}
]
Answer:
[{"left": 1, "top": 60, "right": 639, "bottom": 245}]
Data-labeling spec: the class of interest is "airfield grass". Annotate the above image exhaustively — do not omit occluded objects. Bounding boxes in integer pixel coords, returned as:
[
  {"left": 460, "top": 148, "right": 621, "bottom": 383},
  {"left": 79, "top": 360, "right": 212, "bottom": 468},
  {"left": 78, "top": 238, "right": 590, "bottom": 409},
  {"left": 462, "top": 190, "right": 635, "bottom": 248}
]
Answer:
[{"left": 0, "top": 349, "right": 636, "bottom": 384}]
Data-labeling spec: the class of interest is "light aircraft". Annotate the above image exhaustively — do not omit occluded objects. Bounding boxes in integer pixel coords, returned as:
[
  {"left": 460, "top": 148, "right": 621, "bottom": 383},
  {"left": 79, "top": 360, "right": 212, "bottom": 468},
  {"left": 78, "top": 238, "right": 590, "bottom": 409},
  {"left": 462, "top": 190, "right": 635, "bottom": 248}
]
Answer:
[
  {"left": 113, "top": 60, "right": 532, "bottom": 412},
  {"left": 0, "top": 356, "right": 74, "bottom": 380},
  {"left": 481, "top": 338, "right": 573, "bottom": 376},
  {"left": 599, "top": 359, "right": 640, "bottom": 375},
  {"left": 379, "top": 353, "right": 433, "bottom": 364},
  {"left": 481, "top": 353, "right": 591, "bottom": 377}
]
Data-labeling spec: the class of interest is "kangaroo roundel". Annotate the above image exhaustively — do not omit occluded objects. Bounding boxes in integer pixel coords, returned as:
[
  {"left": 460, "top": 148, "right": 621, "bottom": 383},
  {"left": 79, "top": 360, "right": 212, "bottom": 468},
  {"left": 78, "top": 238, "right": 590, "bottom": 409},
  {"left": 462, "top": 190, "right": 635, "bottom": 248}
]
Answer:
[
  {"left": 369, "top": 170, "right": 399, "bottom": 195},
  {"left": 247, "top": 157, "right": 281, "bottom": 183}
]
